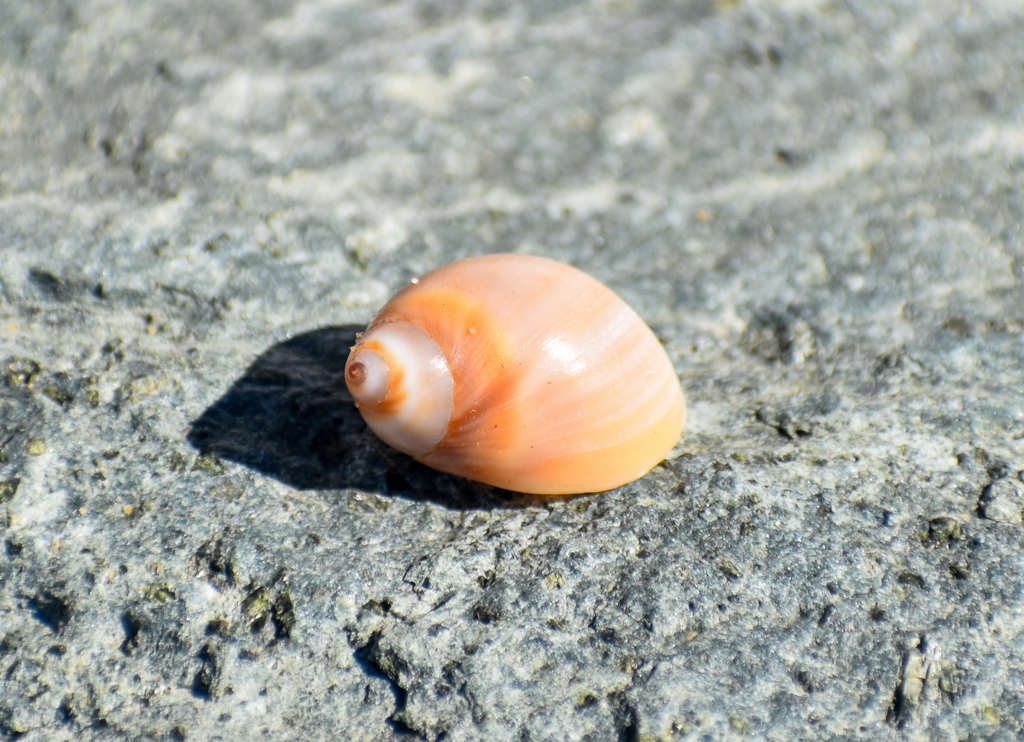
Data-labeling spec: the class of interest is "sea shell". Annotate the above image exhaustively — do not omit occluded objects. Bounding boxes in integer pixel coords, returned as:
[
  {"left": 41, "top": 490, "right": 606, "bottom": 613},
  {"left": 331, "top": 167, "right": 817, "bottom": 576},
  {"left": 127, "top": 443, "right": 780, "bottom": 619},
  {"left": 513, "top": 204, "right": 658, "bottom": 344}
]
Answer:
[{"left": 344, "top": 254, "right": 685, "bottom": 495}]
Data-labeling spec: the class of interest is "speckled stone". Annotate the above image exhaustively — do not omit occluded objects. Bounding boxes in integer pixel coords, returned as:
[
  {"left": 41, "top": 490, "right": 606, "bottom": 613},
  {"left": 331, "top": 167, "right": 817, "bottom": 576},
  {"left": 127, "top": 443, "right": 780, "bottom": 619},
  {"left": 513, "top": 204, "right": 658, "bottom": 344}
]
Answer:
[{"left": 1, "top": 1, "right": 1023, "bottom": 740}]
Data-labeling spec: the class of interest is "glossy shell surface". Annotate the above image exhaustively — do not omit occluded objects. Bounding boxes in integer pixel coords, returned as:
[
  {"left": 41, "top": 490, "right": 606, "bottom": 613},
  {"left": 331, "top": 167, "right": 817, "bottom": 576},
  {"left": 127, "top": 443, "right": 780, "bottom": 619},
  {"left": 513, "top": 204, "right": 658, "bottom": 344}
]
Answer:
[{"left": 346, "top": 254, "right": 686, "bottom": 495}]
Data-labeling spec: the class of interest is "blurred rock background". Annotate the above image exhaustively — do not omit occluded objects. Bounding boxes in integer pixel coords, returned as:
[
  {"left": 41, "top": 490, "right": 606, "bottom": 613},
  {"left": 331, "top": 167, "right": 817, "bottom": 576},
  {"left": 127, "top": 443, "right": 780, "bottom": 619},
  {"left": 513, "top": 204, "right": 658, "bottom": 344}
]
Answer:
[{"left": 1, "top": 0, "right": 1022, "bottom": 740}]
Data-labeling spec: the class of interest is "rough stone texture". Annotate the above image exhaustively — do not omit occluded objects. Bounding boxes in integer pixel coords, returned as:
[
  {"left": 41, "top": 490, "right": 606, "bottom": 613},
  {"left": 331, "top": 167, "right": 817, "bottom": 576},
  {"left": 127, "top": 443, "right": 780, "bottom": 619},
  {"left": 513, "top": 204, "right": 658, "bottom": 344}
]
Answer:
[{"left": 1, "top": 0, "right": 1023, "bottom": 740}]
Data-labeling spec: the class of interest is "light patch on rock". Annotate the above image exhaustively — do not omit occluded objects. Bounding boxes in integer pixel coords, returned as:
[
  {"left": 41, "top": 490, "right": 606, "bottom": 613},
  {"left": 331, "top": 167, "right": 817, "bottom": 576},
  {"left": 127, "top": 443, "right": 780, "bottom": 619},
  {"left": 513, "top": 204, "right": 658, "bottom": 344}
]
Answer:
[
  {"left": 267, "top": 151, "right": 423, "bottom": 204},
  {"left": 685, "top": 130, "right": 887, "bottom": 206},
  {"left": 345, "top": 218, "right": 409, "bottom": 262},
  {"left": 468, "top": 186, "right": 530, "bottom": 216},
  {"left": 744, "top": 0, "right": 834, "bottom": 10},
  {"left": 249, "top": 118, "right": 315, "bottom": 164},
  {"left": 791, "top": 250, "right": 830, "bottom": 289},
  {"left": 603, "top": 107, "right": 670, "bottom": 149},
  {"left": 461, "top": 16, "right": 521, "bottom": 49},
  {"left": 546, "top": 180, "right": 621, "bottom": 219},
  {"left": 965, "top": 122, "right": 1024, "bottom": 157},
  {"left": 10, "top": 477, "right": 66, "bottom": 531},
  {"left": 210, "top": 156, "right": 252, "bottom": 183},
  {"left": 886, "top": 26, "right": 920, "bottom": 63},
  {"left": 205, "top": 70, "right": 290, "bottom": 125},
  {"left": 610, "top": 50, "right": 694, "bottom": 107},
  {"left": 904, "top": 219, "right": 1015, "bottom": 297},
  {"left": 981, "top": 478, "right": 1024, "bottom": 525},
  {"left": 132, "top": 191, "right": 198, "bottom": 231},
  {"left": 158, "top": 69, "right": 291, "bottom": 154},
  {"left": 152, "top": 132, "right": 190, "bottom": 163},
  {"left": 680, "top": 400, "right": 726, "bottom": 439},
  {"left": 341, "top": 279, "right": 390, "bottom": 309},
  {"left": 380, "top": 59, "right": 494, "bottom": 115},
  {"left": 263, "top": 0, "right": 361, "bottom": 40}
]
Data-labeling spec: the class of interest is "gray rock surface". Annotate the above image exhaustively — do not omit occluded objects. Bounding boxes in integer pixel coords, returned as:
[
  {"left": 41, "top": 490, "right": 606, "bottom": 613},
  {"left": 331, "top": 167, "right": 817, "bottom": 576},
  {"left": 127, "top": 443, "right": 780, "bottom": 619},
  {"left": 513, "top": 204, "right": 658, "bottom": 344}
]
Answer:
[{"left": 1, "top": 0, "right": 1023, "bottom": 740}]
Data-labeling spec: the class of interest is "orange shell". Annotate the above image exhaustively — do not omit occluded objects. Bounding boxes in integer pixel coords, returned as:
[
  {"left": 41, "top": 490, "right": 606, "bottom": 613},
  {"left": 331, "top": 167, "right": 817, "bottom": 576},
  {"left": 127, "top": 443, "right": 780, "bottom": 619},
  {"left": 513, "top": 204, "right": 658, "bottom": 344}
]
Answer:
[{"left": 356, "top": 254, "right": 686, "bottom": 495}]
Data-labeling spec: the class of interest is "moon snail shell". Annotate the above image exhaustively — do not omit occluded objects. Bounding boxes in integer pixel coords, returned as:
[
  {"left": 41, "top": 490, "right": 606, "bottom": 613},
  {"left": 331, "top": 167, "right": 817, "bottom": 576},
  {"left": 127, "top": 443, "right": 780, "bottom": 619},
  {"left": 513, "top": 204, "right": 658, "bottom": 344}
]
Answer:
[{"left": 344, "top": 254, "right": 686, "bottom": 495}]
